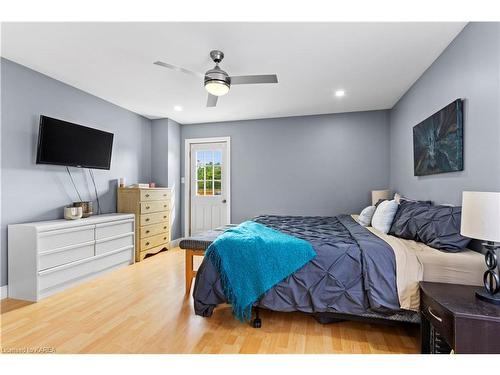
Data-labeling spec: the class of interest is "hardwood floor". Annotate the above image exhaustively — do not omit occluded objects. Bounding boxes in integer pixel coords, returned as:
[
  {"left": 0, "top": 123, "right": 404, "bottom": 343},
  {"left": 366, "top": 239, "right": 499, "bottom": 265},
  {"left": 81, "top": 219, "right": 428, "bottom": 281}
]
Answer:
[{"left": 1, "top": 248, "right": 419, "bottom": 354}]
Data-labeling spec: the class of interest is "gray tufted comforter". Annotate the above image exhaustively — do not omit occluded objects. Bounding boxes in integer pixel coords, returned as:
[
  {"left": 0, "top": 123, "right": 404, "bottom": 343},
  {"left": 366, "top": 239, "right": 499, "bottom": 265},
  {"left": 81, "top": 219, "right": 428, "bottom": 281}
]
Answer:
[{"left": 192, "top": 214, "right": 401, "bottom": 318}]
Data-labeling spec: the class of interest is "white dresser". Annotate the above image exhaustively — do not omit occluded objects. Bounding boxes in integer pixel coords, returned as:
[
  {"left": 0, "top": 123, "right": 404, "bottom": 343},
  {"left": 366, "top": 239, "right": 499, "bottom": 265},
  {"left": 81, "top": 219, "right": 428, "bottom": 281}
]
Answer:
[{"left": 8, "top": 213, "right": 135, "bottom": 301}]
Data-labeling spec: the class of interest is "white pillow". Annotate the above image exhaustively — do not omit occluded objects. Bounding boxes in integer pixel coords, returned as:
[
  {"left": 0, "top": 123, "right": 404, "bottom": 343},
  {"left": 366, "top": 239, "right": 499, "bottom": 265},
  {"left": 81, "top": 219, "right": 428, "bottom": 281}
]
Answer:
[
  {"left": 371, "top": 199, "right": 398, "bottom": 233},
  {"left": 358, "top": 206, "right": 376, "bottom": 227}
]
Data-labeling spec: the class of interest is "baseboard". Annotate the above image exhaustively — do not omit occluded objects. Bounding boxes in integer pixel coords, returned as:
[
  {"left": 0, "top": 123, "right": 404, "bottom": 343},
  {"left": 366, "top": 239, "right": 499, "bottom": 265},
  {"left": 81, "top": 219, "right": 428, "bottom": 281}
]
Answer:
[
  {"left": 170, "top": 238, "right": 183, "bottom": 248},
  {"left": 1, "top": 285, "right": 8, "bottom": 300}
]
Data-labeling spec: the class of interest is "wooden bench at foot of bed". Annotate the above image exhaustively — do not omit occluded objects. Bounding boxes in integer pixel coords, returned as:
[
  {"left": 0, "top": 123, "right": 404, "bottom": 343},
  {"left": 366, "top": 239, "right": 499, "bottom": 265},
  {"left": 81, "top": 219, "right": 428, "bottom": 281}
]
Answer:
[
  {"left": 180, "top": 225, "right": 237, "bottom": 296},
  {"left": 184, "top": 249, "right": 205, "bottom": 295}
]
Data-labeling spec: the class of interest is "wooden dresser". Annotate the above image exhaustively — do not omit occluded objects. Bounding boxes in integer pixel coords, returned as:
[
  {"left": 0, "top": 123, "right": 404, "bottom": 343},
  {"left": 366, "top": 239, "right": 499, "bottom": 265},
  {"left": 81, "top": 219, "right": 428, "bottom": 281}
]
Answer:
[{"left": 117, "top": 187, "right": 172, "bottom": 261}]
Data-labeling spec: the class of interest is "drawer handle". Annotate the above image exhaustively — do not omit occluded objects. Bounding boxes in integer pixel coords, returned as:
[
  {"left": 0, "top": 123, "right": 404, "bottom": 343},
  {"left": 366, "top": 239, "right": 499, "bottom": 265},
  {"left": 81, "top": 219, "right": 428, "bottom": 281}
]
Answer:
[
  {"left": 163, "top": 194, "right": 167, "bottom": 197},
  {"left": 163, "top": 216, "right": 167, "bottom": 219},
  {"left": 145, "top": 194, "right": 150, "bottom": 197},
  {"left": 145, "top": 218, "right": 150, "bottom": 222},
  {"left": 427, "top": 307, "right": 442, "bottom": 322},
  {"left": 163, "top": 205, "right": 167, "bottom": 208},
  {"left": 163, "top": 226, "right": 167, "bottom": 230},
  {"left": 146, "top": 230, "right": 150, "bottom": 234},
  {"left": 163, "top": 237, "right": 167, "bottom": 240},
  {"left": 146, "top": 242, "right": 150, "bottom": 246},
  {"left": 146, "top": 206, "right": 150, "bottom": 210}
]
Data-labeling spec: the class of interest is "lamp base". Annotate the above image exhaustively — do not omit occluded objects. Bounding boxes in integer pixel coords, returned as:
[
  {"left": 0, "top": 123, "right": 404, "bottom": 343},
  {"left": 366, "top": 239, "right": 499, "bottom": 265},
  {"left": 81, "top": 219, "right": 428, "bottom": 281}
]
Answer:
[{"left": 475, "top": 289, "right": 500, "bottom": 305}]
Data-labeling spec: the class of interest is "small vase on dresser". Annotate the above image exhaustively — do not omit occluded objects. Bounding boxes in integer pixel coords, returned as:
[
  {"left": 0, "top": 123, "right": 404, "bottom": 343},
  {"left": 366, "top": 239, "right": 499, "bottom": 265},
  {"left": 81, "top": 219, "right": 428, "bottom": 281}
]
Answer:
[{"left": 117, "top": 187, "right": 172, "bottom": 262}]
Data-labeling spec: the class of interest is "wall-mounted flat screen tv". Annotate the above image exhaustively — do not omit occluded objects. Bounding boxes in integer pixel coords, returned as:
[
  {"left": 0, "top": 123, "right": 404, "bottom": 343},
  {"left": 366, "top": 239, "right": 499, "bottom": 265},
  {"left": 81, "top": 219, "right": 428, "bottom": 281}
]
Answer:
[{"left": 36, "top": 116, "right": 114, "bottom": 170}]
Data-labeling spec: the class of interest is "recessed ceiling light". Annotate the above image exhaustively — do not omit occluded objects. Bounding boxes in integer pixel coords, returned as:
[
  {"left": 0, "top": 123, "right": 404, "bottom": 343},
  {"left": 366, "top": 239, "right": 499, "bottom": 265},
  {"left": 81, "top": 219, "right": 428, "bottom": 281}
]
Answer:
[
  {"left": 174, "top": 105, "right": 183, "bottom": 111},
  {"left": 335, "top": 90, "right": 345, "bottom": 97}
]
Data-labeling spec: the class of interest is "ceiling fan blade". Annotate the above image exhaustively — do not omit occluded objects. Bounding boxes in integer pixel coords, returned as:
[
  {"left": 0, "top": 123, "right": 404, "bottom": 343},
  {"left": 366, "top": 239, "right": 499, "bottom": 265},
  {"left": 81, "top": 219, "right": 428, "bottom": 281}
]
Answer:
[
  {"left": 230, "top": 74, "right": 278, "bottom": 85},
  {"left": 153, "top": 61, "right": 203, "bottom": 78},
  {"left": 207, "top": 94, "right": 218, "bottom": 107}
]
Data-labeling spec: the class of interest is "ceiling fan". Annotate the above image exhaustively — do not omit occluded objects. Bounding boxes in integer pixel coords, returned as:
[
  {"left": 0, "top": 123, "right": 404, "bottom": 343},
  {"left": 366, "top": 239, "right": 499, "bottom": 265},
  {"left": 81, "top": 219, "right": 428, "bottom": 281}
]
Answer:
[{"left": 154, "top": 50, "right": 278, "bottom": 107}]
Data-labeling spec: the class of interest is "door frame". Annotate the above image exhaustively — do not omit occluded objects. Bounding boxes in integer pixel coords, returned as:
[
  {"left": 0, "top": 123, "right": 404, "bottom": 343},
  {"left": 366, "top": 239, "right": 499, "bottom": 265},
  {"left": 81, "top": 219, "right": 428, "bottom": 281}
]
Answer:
[{"left": 184, "top": 136, "right": 231, "bottom": 237}]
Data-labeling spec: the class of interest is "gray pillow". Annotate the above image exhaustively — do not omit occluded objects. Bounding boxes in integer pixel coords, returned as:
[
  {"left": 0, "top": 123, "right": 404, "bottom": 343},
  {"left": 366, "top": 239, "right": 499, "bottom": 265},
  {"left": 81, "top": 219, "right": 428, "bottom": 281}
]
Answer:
[
  {"left": 358, "top": 205, "right": 376, "bottom": 226},
  {"left": 414, "top": 205, "right": 471, "bottom": 252},
  {"left": 389, "top": 200, "right": 432, "bottom": 240},
  {"left": 371, "top": 200, "right": 399, "bottom": 233}
]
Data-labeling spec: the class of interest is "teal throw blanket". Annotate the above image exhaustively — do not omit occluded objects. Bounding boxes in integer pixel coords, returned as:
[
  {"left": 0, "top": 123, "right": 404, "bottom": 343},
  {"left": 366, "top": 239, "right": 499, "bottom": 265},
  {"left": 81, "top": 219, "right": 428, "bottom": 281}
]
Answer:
[{"left": 205, "top": 221, "right": 316, "bottom": 322}]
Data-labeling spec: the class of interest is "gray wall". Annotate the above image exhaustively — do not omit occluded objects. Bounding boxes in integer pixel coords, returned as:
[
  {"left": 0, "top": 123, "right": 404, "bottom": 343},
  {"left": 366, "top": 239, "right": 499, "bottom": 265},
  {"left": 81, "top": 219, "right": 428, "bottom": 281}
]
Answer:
[
  {"left": 0, "top": 58, "right": 152, "bottom": 286},
  {"left": 151, "top": 119, "right": 169, "bottom": 187},
  {"left": 150, "top": 118, "right": 182, "bottom": 240},
  {"left": 390, "top": 22, "right": 500, "bottom": 204},
  {"left": 168, "top": 119, "right": 182, "bottom": 240},
  {"left": 181, "top": 110, "right": 391, "bottom": 235}
]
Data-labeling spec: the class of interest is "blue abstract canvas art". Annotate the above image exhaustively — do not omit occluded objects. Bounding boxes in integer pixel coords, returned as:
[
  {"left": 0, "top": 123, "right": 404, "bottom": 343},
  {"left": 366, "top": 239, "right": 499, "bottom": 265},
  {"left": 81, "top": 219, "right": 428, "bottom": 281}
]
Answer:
[{"left": 413, "top": 99, "right": 464, "bottom": 176}]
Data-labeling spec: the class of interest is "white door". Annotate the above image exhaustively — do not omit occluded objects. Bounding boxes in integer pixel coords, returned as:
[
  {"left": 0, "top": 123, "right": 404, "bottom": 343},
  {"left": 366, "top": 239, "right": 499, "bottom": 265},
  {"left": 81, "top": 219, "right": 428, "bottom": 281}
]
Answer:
[{"left": 189, "top": 142, "right": 229, "bottom": 235}]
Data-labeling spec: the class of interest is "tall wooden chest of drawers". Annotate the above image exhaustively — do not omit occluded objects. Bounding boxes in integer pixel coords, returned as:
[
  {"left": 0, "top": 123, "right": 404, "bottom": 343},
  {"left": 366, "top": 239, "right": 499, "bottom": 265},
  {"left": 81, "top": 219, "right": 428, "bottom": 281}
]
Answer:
[{"left": 117, "top": 187, "right": 172, "bottom": 261}]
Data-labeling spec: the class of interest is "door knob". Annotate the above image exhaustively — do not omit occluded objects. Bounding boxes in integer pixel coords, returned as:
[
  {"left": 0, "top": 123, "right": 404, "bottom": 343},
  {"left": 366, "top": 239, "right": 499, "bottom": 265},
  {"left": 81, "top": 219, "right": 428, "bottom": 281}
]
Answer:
[{"left": 222, "top": 199, "right": 227, "bottom": 203}]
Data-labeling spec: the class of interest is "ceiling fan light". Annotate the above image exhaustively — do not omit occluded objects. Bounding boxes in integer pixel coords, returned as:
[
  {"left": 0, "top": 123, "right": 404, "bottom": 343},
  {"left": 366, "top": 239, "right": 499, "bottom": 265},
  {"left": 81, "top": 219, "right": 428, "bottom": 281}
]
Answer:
[{"left": 205, "top": 80, "right": 230, "bottom": 96}]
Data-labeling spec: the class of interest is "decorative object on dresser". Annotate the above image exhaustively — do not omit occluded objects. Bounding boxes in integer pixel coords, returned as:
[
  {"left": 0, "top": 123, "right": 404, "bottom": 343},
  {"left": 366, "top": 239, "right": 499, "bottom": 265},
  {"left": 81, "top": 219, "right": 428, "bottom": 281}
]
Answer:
[
  {"left": 461, "top": 191, "right": 500, "bottom": 305},
  {"left": 64, "top": 206, "right": 83, "bottom": 220},
  {"left": 371, "top": 189, "right": 391, "bottom": 205},
  {"left": 73, "top": 201, "right": 93, "bottom": 218},
  {"left": 117, "top": 187, "right": 172, "bottom": 262},
  {"left": 8, "top": 213, "right": 135, "bottom": 301},
  {"left": 420, "top": 282, "right": 500, "bottom": 354},
  {"left": 413, "top": 99, "right": 464, "bottom": 176}
]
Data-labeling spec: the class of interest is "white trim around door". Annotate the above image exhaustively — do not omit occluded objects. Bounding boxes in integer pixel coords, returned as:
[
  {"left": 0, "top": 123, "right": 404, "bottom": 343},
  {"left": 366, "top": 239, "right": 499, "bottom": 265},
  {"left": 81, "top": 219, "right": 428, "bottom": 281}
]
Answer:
[{"left": 184, "top": 137, "right": 231, "bottom": 237}]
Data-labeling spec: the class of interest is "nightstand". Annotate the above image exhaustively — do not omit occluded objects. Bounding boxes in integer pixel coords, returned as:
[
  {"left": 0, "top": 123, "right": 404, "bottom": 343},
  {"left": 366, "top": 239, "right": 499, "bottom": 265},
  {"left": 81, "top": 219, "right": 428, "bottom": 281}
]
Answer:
[{"left": 420, "top": 282, "right": 500, "bottom": 354}]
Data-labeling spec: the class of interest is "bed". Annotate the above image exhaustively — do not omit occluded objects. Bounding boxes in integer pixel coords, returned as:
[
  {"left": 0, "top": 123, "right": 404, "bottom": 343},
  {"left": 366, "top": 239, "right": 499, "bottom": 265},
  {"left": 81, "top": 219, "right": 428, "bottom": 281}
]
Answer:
[{"left": 181, "top": 214, "right": 485, "bottom": 327}]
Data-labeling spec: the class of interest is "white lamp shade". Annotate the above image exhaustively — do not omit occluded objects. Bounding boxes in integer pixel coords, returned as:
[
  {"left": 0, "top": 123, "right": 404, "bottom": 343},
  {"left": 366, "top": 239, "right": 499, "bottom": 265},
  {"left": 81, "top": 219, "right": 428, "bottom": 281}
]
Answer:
[
  {"left": 371, "top": 190, "right": 391, "bottom": 205},
  {"left": 461, "top": 191, "right": 500, "bottom": 242}
]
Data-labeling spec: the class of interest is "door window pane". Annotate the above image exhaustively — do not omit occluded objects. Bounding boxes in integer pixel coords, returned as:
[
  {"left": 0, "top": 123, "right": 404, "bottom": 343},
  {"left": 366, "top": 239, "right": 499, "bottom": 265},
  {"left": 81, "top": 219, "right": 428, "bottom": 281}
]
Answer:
[
  {"left": 214, "top": 181, "right": 221, "bottom": 195},
  {"left": 197, "top": 181, "right": 205, "bottom": 196},
  {"left": 206, "top": 180, "right": 213, "bottom": 195},
  {"left": 197, "top": 166, "right": 205, "bottom": 180},
  {"left": 214, "top": 165, "right": 221, "bottom": 180}
]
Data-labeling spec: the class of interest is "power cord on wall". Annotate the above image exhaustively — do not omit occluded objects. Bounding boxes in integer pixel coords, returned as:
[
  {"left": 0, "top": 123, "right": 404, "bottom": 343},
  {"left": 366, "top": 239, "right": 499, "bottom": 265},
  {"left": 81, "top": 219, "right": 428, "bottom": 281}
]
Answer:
[
  {"left": 88, "top": 168, "right": 101, "bottom": 215},
  {"left": 66, "top": 166, "right": 83, "bottom": 202}
]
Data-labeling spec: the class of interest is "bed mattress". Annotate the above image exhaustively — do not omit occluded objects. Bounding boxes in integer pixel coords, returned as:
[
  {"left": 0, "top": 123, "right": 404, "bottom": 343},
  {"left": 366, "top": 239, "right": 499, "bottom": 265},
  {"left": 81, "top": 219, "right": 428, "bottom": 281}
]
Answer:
[{"left": 404, "top": 239, "right": 484, "bottom": 285}]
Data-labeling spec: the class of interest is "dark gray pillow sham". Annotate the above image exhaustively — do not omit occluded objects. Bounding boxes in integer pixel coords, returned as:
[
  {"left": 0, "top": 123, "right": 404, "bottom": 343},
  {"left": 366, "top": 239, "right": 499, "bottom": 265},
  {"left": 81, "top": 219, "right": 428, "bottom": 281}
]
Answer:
[
  {"left": 389, "top": 200, "right": 432, "bottom": 240},
  {"left": 414, "top": 205, "right": 471, "bottom": 252}
]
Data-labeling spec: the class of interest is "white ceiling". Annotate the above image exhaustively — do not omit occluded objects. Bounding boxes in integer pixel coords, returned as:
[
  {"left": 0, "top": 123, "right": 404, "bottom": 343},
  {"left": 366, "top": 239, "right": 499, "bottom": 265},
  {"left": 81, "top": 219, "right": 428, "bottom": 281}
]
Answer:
[{"left": 1, "top": 22, "right": 466, "bottom": 124}]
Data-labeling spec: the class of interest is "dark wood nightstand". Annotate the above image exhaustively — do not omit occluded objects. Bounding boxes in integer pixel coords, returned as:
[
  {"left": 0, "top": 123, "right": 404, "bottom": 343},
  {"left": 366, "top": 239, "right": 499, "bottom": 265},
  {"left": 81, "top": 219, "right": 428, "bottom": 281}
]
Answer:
[{"left": 420, "top": 282, "right": 500, "bottom": 354}]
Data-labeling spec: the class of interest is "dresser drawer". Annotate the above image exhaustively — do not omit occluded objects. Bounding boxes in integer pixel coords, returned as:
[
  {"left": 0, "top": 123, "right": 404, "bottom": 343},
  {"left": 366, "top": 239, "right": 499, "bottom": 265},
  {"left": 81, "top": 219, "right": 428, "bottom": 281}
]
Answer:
[
  {"left": 421, "top": 292, "right": 455, "bottom": 347},
  {"left": 38, "top": 225, "right": 95, "bottom": 252},
  {"left": 38, "top": 247, "right": 133, "bottom": 295},
  {"left": 140, "top": 222, "right": 169, "bottom": 238},
  {"left": 140, "top": 211, "right": 169, "bottom": 226},
  {"left": 39, "top": 241, "right": 94, "bottom": 271},
  {"left": 95, "top": 219, "right": 134, "bottom": 240},
  {"left": 141, "top": 189, "right": 171, "bottom": 201},
  {"left": 140, "top": 232, "right": 169, "bottom": 250},
  {"left": 95, "top": 233, "right": 134, "bottom": 256},
  {"left": 140, "top": 201, "right": 169, "bottom": 214}
]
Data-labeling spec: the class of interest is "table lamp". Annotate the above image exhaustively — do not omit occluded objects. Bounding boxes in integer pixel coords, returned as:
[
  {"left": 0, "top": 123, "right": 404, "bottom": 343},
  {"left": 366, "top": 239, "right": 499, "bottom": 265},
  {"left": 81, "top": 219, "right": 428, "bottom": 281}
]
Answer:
[
  {"left": 371, "top": 190, "right": 391, "bottom": 206},
  {"left": 461, "top": 191, "right": 500, "bottom": 305}
]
